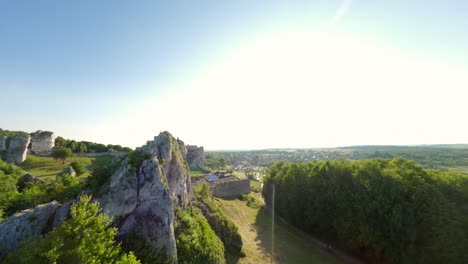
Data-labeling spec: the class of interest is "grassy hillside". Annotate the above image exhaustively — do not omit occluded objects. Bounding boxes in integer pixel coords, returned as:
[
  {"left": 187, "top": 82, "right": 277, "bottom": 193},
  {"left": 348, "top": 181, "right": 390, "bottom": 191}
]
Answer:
[
  {"left": 19, "top": 155, "right": 113, "bottom": 180},
  {"left": 218, "top": 195, "right": 343, "bottom": 264}
]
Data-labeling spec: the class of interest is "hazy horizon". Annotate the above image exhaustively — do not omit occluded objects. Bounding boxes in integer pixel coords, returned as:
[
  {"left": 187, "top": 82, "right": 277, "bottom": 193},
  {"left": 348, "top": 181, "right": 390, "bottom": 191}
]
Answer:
[{"left": 2, "top": 1, "right": 468, "bottom": 150}]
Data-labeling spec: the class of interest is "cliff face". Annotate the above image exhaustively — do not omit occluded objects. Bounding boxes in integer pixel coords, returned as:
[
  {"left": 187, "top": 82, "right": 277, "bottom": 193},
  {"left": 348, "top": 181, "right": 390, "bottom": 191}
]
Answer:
[
  {"left": 30, "top": 131, "right": 55, "bottom": 155},
  {"left": 186, "top": 145, "right": 205, "bottom": 170},
  {"left": 0, "top": 131, "right": 194, "bottom": 263},
  {"left": 0, "top": 202, "right": 61, "bottom": 259},
  {"left": 0, "top": 136, "right": 6, "bottom": 152},
  {"left": 100, "top": 131, "right": 192, "bottom": 262},
  {"left": 5, "top": 135, "right": 30, "bottom": 164}
]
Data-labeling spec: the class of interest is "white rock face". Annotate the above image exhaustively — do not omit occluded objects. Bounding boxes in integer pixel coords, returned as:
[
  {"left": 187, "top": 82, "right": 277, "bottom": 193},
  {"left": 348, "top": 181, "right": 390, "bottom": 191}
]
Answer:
[
  {"left": 30, "top": 131, "right": 55, "bottom": 155},
  {"left": 186, "top": 145, "right": 205, "bottom": 170},
  {"left": 100, "top": 131, "right": 192, "bottom": 262},
  {"left": 0, "top": 136, "right": 6, "bottom": 152},
  {"left": 5, "top": 135, "right": 30, "bottom": 164},
  {"left": 140, "top": 131, "right": 191, "bottom": 208},
  {"left": 0, "top": 202, "right": 60, "bottom": 259}
]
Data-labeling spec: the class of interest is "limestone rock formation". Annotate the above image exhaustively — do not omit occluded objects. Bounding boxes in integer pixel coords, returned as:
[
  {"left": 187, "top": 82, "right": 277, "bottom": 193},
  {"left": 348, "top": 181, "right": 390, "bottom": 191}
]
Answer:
[
  {"left": 30, "top": 131, "right": 55, "bottom": 155},
  {"left": 0, "top": 136, "right": 6, "bottom": 152},
  {"left": 139, "top": 131, "right": 191, "bottom": 208},
  {"left": 0, "top": 201, "right": 60, "bottom": 259},
  {"left": 186, "top": 145, "right": 205, "bottom": 170},
  {"left": 17, "top": 173, "right": 44, "bottom": 191},
  {"left": 52, "top": 200, "right": 75, "bottom": 228},
  {"left": 59, "top": 166, "right": 76, "bottom": 177},
  {"left": 100, "top": 131, "right": 192, "bottom": 262},
  {"left": 5, "top": 134, "right": 30, "bottom": 164}
]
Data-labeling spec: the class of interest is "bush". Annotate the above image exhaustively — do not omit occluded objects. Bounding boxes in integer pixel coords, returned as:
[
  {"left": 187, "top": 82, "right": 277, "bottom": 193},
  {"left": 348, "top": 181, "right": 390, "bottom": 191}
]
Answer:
[
  {"left": 194, "top": 183, "right": 243, "bottom": 255},
  {"left": 51, "top": 147, "right": 73, "bottom": 164},
  {"left": 70, "top": 161, "right": 86, "bottom": 176},
  {"left": 3, "top": 195, "right": 140, "bottom": 263},
  {"left": 175, "top": 208, "right": 225, "bottom": 264}
]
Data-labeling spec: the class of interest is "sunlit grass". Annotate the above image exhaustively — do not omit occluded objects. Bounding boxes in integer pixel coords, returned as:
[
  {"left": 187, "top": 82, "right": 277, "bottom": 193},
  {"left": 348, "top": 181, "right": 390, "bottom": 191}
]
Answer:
[
  {"left": 219, "top": 197, "right": 343, "bottom": 264},
  {"left": 19, "top": 155, "right": 113, "bottom": 180}
]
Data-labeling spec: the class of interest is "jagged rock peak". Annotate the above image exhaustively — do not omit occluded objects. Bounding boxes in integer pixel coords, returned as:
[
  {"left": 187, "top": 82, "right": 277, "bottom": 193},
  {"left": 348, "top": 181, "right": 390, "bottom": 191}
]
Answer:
[
  {"left": 139, "top": 131, "right": 191, "bottom": 208},
  {"left": 100, "top": 131, "right": 192, "bottom": 262}
]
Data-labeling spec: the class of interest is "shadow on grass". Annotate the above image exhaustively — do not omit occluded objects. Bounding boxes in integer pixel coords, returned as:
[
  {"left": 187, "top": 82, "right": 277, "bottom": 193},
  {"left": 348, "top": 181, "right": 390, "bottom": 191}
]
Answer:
[{"left": 252, "top": 207, "right": 343, "bottom": 264}]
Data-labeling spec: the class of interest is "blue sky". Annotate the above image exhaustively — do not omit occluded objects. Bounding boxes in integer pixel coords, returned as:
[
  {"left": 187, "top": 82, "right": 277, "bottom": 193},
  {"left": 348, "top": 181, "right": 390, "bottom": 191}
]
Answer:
[{"left": 1, "top": 1, "right": 468, "bottom": 149}]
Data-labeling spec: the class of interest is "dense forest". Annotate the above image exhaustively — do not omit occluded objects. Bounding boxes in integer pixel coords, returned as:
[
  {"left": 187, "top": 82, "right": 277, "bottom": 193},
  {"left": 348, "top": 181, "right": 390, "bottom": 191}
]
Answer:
[{"left": 262, "top": 158, "right": 468, "bottom": 264}]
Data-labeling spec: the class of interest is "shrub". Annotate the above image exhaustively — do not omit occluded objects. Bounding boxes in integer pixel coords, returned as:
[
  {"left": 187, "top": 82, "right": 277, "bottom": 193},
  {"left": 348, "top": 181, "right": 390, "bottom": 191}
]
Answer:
[
  {"left": 70, "top": 161, "right": 86, "bottom": 176},
  {"left": 175, "top": 208, "right": 225, "bottom": 264},
  {"left": 3, "top": 195, "right": 140, "bottom": 263}
]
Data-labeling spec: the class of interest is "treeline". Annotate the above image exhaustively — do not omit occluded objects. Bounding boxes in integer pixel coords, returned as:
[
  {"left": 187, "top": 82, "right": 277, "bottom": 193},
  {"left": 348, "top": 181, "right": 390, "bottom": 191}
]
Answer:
[
  {"left": 55, "top": 137, "right": 132, "bottom": 153},
  {"left": 345, "top": 146, "right": 468, "bottom": 169},
  {"left": 0, "top": 129, "right": 28, "bottom": 138},
  {"left": 262, "top": 158, "right": 468, "bottom": 264}
]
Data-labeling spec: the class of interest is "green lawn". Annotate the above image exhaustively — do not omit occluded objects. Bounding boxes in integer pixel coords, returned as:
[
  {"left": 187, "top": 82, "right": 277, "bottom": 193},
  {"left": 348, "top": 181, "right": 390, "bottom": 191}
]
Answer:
[
  {"left": 189, "top": 168, "right": 209, "bottom": 178},
  {"left": 19, "top": 155, "right": 113, "bottom": 180},
  {"left": 219, "top": 197, "right": 343, "bottom": 264}
]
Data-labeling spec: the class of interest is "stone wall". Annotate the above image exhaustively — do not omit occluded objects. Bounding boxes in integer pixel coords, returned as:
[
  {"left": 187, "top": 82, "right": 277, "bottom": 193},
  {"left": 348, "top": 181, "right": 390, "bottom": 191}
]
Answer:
[
  {"left": 211, "top": 179, "right": 251, "bottom": 198},
  {"left": 30, "top": 130, "right": 55, "bottom": 155}
]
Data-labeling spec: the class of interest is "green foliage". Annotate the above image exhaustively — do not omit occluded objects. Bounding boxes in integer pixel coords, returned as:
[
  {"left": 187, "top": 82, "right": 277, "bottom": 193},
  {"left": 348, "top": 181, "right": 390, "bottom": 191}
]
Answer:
[
  {"left": 175, "top": 208, "right": 226, "bottom": 264},
  {"left": 205, "top": 154, "right": 229, "bottom": 170},
  {"left": 3, "top": 195, "right": 140, "bottom": 264},
  {"left": 262, "top": 158, "right": 468, "bottom": 264},
  {"left": 70, "top": 161, "right": 86, "bottom": 176},
  {"left": 55, "top": 136, "right": 133, "bottom": 154},
  {"left": 127, "top": 150, "right": 151, "bottom": 172},
  {"left": 0, "top": 128, "right": 29, "bottom": 138},
  {"left": 194, "top": 183, "right": 243, "bottom": 256},
  {"left": 86, "top": 163, "right": 116, "bottom": 195},
  {"left": 0, "top": 160, "right": 24, "bottom": 216},
  {"left": 241, "top": 194, "right": 262, "bottom": 209},
  {"left": 3, "top": 173, "right": 84, "bottom": 217},
  {"left": 51, "top": 147, "right": 73, "bottom": 164}
]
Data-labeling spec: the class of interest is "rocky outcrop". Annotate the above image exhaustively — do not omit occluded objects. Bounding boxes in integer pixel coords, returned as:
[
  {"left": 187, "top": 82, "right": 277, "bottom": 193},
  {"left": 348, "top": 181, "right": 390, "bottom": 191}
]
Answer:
[
  {"left": 30, "top": 131, "right": 55, "bottom": 155},
  {"left": 52, "top": 200, "right": 75, "bottom": 228},
  {"left": 100, "top": 131, "right": 192, "bottom": 262},
  {"left": 0, "top": 136, "right": 6, "bottom": 152},
  {"left": 5, "top": 135, "right": 30, "bottom": 164},
  {"left": 0, "top": 201, "right": 60, "bottom": 259},
  {"left": 17, "top": 173, "right": 44, "bottom": 191},
  {"left": 139, "top": 131, "right": 191, "bottom": 208},
  {"left": 59, "top": 166, "right": 76, "bottom": 177},
  {"left": 186, "top": 145, "right": 205, "bottom": 170}
]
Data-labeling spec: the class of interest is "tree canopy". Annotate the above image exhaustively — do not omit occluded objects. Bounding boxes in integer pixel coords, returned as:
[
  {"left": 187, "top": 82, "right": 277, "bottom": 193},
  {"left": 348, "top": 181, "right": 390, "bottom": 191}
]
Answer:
[{"left": 262, "top": 158, "right": 468, "bottom": 264}]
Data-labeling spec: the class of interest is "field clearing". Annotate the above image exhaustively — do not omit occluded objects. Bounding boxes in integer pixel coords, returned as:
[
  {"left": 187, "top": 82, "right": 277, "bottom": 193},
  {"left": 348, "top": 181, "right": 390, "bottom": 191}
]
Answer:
[
  {"left": 19, "top": 155, "right": 113, "bottom": 180},
  {"left": 219, "top": 196, "right": 343, "bottom": 264},
  {"left": 448, "top": 166, "right": 468, "bottom": 175},
  {"left": 189, "top": 168, "right": 210, "bottom": 178}
]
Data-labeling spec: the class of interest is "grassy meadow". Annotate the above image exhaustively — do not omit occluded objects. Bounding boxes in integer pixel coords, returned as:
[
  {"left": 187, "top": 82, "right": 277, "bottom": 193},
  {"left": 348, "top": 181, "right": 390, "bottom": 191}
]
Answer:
[
  {"left": 19, "top": 155, "right": 114, "bottom": 180},
  {"left": 219, "top": 194, "right": 343, "bottom": 264}
]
